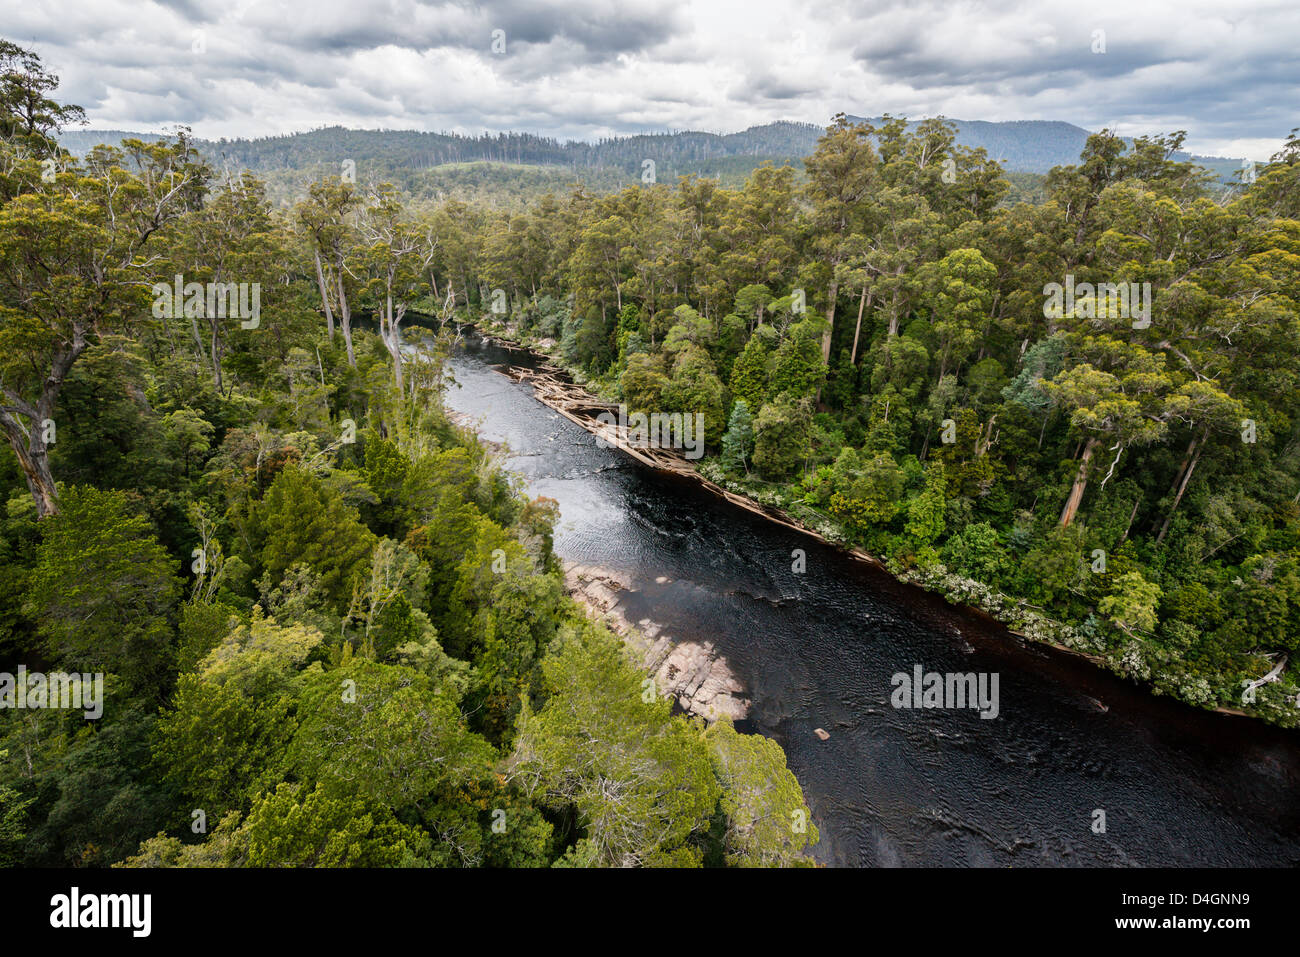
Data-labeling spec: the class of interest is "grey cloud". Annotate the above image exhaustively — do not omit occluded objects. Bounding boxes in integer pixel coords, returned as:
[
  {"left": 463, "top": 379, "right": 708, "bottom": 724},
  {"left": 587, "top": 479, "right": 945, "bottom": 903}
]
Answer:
[{"left": 10, "top": 0, "right": 1298, "bottom": 155}]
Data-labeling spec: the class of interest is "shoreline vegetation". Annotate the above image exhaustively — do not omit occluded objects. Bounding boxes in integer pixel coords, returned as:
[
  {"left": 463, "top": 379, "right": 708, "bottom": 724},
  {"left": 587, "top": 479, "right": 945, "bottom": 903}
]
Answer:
[
  {"left": 0, "top": 41, "right": 822, "bottom": 869},
  {"left": 467, "top": 318, "right": 1260, "bottom": 724},
  {"left": 398, "top": 118, "right": 1300, "bottom": 735},
  {"left": 1, "top": 35, "right": 1296, "bottom": 871}
]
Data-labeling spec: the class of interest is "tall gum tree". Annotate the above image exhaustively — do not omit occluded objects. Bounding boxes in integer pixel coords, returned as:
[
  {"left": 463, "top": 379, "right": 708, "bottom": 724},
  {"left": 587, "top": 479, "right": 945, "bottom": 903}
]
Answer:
[
  {"left": 0, "top": 135, "right": 207, "bottom": 516},
  {"left": 804, "top": 114, "right": 876, "bottom": 364}
]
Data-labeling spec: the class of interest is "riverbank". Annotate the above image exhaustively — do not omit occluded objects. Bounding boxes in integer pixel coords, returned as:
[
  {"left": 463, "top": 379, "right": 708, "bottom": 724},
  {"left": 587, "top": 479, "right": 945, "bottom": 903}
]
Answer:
[
  {"left": 445, "top": 323, "right": 1300, "bottom": 867},
  {"left": 465, "top": 317, "right": 1275, "bottom": 727},
  {"left": 563, "top": 561, "right": 750, "bottom": 722}
]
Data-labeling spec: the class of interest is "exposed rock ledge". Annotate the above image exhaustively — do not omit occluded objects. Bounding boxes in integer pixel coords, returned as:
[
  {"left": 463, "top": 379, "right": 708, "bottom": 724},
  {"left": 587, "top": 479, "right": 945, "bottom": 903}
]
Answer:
[{"left": 563, "top": 561, "right": 750, "bottom": 722}]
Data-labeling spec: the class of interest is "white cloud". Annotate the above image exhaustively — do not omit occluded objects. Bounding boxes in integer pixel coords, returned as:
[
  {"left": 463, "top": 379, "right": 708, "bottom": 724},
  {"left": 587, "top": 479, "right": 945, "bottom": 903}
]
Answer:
[{"left": 12, "top": 0, "right": 1298, "bottom": 158}]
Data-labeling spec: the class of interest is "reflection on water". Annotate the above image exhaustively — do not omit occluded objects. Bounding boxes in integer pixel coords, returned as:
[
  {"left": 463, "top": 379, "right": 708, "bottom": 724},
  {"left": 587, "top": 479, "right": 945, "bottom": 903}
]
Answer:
[{"left": 446, "top": 333, "right": 1300, "bottom": 867}]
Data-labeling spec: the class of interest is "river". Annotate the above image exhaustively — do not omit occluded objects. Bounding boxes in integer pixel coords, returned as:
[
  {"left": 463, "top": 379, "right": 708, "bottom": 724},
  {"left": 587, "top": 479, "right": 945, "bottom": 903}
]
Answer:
[{"left": 444, "top": 331, "right": 1300, "bottom": 867}]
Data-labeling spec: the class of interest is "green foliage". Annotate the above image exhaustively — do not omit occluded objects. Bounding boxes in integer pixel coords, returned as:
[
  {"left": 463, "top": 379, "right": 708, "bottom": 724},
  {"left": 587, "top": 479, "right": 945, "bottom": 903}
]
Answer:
[
  {"left": 721, "top": 400, "right": 756, "bottom": 473},
  {"left": 728, "top": 333, "right": 772, "bottom": 412},
  {"left": 290, "top": 659, "right": 495, "bottom": 812},
  {"left": 1100, "top": 571, "right": 1163, "bottom": 636},
  {"left": 511, "top": 622, "right": 721, "bottom": 867},
  {"left": 26, "top": 486, "right": 179, "bottom": 692},
  {"left": 241, "top": 782, "right": 434, "bottom": 867},
  {"left": 153, "top": 673, "right": 297, "bottom": 820},
  {"left": 257, "top": 466, "right": 377, "bottom": 613},
  {"left": 705, "top": 718, "right": 818, "bottom": 867},
  {"left": 830, "top": 450, "right": 906, "bottom": 535},
  {"left": 904, "top": 463, "right": 947, "bottom": 547},
  {"left": 941, "top": 522, "right": 1011, "bottom": 584},
  {"left": 753, "top": 394, "right": 811, "bottom": 479}
]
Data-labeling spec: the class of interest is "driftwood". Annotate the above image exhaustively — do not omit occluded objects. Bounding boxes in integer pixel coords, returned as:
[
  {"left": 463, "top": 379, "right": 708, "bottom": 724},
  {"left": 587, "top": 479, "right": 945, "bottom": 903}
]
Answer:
[{"left": 1241, "top": 654, "right": 1288, "bottom": 701}]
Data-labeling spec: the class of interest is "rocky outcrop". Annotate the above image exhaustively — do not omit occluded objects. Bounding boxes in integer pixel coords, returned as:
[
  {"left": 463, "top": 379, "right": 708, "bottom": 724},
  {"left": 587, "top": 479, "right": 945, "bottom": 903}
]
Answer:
[{"left": 563, "top": 561, "right": 750, "bottom": 722}]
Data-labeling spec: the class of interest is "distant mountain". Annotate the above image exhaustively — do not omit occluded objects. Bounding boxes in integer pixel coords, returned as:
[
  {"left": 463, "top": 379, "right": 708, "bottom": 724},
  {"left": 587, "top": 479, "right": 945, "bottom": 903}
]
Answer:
[
  {"left": 57, "top": 123, "right": 823, "bottom": 176},
  {"left": 57, "top": 118, "right": 1246, "bottom": 208},
  {"left": 60, "top": 117, "right": 1248, "bottom": 174}
]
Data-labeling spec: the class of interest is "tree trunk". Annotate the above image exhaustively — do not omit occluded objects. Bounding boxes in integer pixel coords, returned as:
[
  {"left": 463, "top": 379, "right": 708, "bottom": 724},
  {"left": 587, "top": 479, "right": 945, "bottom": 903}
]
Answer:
[
  {"left": 335, "top": 266, "right": 356, "bottom": 367},
  {"left": 0, "top": 412, "right": 59, "bottom": 517},
  {"left": 1060, "top": 436, "right": 1100, "bottom": 527},
  {"left": 1156, "top": 427, "right": 1208, "bottom": 544},
  {"left": 886, "top": 267, "right": 904, "bottom": 336},
  {"left": 209, "top": 324, "right": 223, "bottom": 393},
  {"left": 1118, "top": 495, "right": 1141, "bottom": 546},
  {"left": 314, "top": 250, "right": 335, "bottom": 340},
  {"left": 0, "top": 341, "right": 85, "bottom": 517},
  {"left": 850, "top": 285, "right": 870, "bottom": 365},
  {"left": 821, "top": 278, "right": 838, "bottom": 363},
  {"left": 386, "top": 291, "right": 404, "bottom": 390}
]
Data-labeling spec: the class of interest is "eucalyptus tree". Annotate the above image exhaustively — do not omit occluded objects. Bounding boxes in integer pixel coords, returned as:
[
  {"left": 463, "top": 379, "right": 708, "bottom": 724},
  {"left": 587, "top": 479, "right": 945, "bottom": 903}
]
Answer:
[
  {"left": 0, "top": 134, "right": 207, "bottom": 516},
  {"left": 0, "top": 40, "right": 85, "bottom": 158},
  {"left": 173, "top": 171, "right": 277, "bottom": 392},
  {"left": 296, "top": 176, "right": 361, "bottom": 366},
  {"left": 359, "top": 182, "right": 424, "bottom": 389},
  {"left": 803, "top": 114, "right": 876, "bottom": 363}
]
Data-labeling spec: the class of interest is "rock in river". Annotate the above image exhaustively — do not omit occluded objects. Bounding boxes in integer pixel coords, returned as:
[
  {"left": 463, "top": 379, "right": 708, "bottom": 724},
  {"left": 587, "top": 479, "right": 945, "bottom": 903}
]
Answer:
[{"left": 564, "top": 561, "right": 750, "bottom": 722}]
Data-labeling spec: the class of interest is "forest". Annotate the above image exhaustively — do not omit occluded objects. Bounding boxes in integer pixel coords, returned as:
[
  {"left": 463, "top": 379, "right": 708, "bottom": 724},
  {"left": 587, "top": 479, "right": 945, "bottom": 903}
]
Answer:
[
  {"left": 2, "top": 34, "right": 1299, "bottom": 871},
  {"left": 0, "top": 41, "right": 817, "bottom": 868},
  {"left": 460, "top": 117, "right": 1300, "bottom": 727}
]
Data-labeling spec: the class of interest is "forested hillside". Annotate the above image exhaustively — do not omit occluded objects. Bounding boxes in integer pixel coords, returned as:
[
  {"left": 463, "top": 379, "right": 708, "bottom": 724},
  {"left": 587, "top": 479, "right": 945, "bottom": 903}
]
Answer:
[
  {"left": 3, "top": 35, "right": 1299, "bottom": 873},
  {"left": 461, "top": 114, "right": 1300, "bottom": 726},
  {"left": 0, "top": 41, "right": 818, "bottom": 868},
  {"left": 61, "top": 117, "right": 1253, "bottom": 177}
]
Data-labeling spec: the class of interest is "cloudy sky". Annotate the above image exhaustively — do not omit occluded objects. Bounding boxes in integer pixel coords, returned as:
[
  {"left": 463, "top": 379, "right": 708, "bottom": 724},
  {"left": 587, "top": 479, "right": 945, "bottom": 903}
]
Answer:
[{"left": 4, "top": 0, "right": 1296, "bottom": 158}]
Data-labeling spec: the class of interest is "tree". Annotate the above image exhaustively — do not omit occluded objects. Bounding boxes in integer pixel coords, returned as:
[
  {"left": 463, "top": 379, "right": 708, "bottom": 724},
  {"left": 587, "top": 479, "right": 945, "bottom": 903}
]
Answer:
[
  {"left": 705, "top": 717, "right": 817, "bottom": 867},
  {"left": 721, "top": 399, "right": 755, "bottom": 473},
  {"left": 0, "top": 41, "right": 85, "bottom": 155},
  {"left": 830, "top": 451, "right": 906, "bottom": 534},
  {"left": 152, "top": 673, "right": 298, "bottom": 820},
  {"left": 925, "top": 248, "right": 996, "bottom": 378},
  {"left": 1046, "top": 342, "right": 1174, "bottom": 527},
  {"left": 941, "top": 522, "right": 1011, "bottom": 584},
  {"left": 26, "top": 486, "right": 179, "bottom": 691},
  {"left": 295, "top": 176, "right": 361, "bottom": 366},
  {"left": 359, "top": 182, "right": 423, "bottom": 388},
  {"left": 905, "top": 463, "right": 947, "bottom": 547},
  {"left": 621, "top": 352, "right": 668, "bottom": 414},
  {"left": 728, "top": 332, "right": 772, "bottom": 413},
  {"left": 804, "top": 114, "right": 876, "bottom": 363},
  {"left": 509, "top": 621, "right": 720, "bottom": 867},
  {"left": 170, "top": 172, "right": 277, "bottom": 392},
  {"left": 1099, "top": 571, "right": 1162, "bottom": 637},
  {"left": 257, "top": 466, "right": 376, "bottom": 613},
  {"left": 733, "top": 284, "right": 773, "bottom": 330},
  {"left": 289, "top": 659, "right": 495, "bottom": 813},
  {"left": 662, "top": 344, "right": 727, "bottom": 446},
  {"left": 0, "top": 132, "right": 206, "bottom": 515},
  {"left": 241, "top": 782, "right": 433, "bottom": 867},
  {"left": 753, "top": 394, "right": 811, "bottom": 479}
]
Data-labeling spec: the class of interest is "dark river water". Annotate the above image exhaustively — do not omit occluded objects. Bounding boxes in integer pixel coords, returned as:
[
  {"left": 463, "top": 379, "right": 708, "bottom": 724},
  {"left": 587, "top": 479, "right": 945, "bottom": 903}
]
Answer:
[{"left": 444, "top": 331, "right": 1300, "bottom": 867}]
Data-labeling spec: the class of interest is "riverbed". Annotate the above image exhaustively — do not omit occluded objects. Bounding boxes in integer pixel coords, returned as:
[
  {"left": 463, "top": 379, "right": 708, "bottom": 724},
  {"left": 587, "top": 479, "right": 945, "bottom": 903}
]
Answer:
[{"left": 445, "top": 331, "right": 1300, "bottom": 867}]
